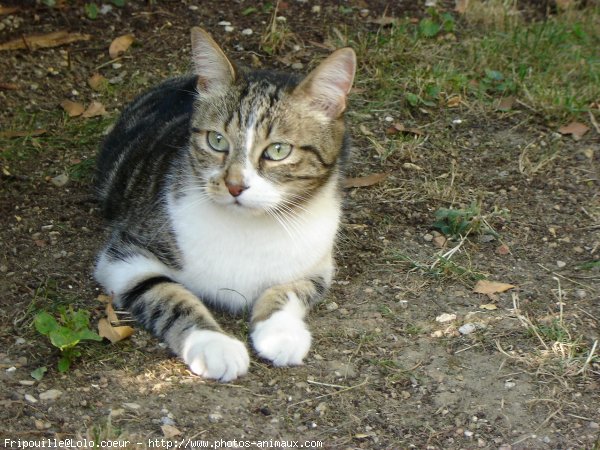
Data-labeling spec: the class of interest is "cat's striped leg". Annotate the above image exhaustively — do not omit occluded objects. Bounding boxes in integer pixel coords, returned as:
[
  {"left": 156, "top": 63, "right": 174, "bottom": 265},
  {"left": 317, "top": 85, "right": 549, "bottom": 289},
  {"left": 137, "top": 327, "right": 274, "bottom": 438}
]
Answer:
[
  {"left": 250, "top": 277, "right": 327, "bottom": 366},
  {"left": 96, "top": 255, "right": 249, "bottom": 382}
]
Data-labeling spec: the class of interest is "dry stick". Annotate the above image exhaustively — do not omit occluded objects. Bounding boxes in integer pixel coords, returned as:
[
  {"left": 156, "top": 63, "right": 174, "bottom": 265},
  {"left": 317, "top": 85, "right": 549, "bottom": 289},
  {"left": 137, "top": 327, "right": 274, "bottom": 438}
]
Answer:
[
  {"left": 589, "top": 110, "right": 600, "bottom": 134},
  {"left": 287, "top": 377, "right": 369, "bottom": 408},
  {"left": 537, "top": 263, "right": 594, "bottom": 291},
  {"left": 575, "top": 339, "right": 598, "bottom": 376}
]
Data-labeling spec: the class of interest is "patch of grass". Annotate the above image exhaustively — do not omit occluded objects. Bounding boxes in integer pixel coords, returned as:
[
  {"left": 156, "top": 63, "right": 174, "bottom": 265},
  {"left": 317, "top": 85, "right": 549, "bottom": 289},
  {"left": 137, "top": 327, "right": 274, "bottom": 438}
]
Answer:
[
  {"left": 393, "top": 244, "right": 487, "bottom": 285},
  {"left": 352, "top": 3, "right": 600, "bottom": 121},
  {"left": 498, "top": 292, "right": 599, "bottom": 378}
]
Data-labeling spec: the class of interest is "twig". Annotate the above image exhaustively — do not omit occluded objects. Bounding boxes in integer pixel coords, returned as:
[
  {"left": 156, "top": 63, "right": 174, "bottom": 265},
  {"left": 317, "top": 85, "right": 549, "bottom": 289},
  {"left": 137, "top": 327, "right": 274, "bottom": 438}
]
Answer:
[
  {"left": 575, "top": 339, "right": 598, "bottom": 376},
  {"left": 567, "top": 412, "right": 596, "bottom": 421},
  {"left": 306, "top": 379, "right": 350, "bottom": 389},
  {"left": 288, "top": 377, "right": 369, "bottom": 408},
  {"left": 537, "top": 263, "right": 595, "bottom": 291},
  {"left": 589, "top": 110, "right": 600, "bottom": 134}
]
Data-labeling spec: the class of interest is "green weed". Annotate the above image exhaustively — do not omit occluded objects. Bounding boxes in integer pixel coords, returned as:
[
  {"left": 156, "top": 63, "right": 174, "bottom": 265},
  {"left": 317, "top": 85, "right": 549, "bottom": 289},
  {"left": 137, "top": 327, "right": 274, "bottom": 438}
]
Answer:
[
  {"left": 432, "top": 203, "right": 507, "bottom": 239},
  {"left": 34, "top": 306, "right": 102, "bottom": 372}
]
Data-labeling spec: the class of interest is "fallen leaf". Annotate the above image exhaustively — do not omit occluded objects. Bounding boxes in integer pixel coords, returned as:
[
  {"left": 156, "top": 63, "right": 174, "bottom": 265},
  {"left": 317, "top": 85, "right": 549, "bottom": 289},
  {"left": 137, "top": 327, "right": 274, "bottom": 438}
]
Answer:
[
  {"left": 390, "top": 122, "right": 425, "bottom": 136},
  {"left": 0, "top": 30, "right": 91, "bottom": 51},
  {"left": 480, "top": 303, "right": 498, "bottom": 310},
  {"left": 98, "top": 318, "right": 135, "bottom": 343},
  {"left": 454, "top": 0, "right": 469, "bottom": 13},
  {"left": 88, "top": 73, "right": 107, "bottom": 91},
  {"left": 0, "top": 6, "right": 20, "bottom": 15},
  {"left": 496, "top": 96, "right": 515, "bottom": 111},
  {"left": 82, "top": 101, "right": 107, "bottom": 118},
  {"left": 60, "top": 99, "right": 85, "bottom": 117},
  {"left": 0, "top": 129, "right": 46, "bottom": 138},
  {"left": 433, "top": 235, "right": 447, "bottom": 248},
  {"left": 402, "top": 162, "right": 423, "bottom": 171},
  {"left": 0, "top": 82, "right": 19, "bottom": 90},
  {"left": 105, "top": 303, "right": 119, "bottom": 323},
  {"left": 343, "top": 173, "right": 388, "bottom": 188},
  {"left": 473, "top": 280, "right": 515, "bottom": 294},
  {"left": 161, "top": 424, "right": 182, "bottom": 438},
  {"left": 496, "top": 244, "right": 510, "bottom": 255},
  {"left": 558, "top": 121, "right": 589, "bottom": 141},
  {"left": 109, "top": 34, "right": 134, "bottom": 59},
  {"left": 446, "top": 96, "right": 462, "bottom": 108},
  {"left": 367, "top": 16, "right": 398, "bottom": 26},
  {"left": 97, "top": 294, "right": 113, "bottom": 304},
  {"left": 359, "top": 124, "right": 374, "bottom": 136}
]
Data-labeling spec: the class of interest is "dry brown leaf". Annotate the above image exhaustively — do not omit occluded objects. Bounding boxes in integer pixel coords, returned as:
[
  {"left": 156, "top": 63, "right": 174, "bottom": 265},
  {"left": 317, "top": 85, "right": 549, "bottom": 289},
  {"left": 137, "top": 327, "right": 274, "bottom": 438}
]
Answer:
[
  {"left": 0, "top": 82, "right": 19, "bottom": 90},
  {"left": 0, "top": 30, "right": 91, "bottom": 51},
  {"left": 105, "top": 303, "right": 119, "bottom": 323},
  {"left": 88, "top": 73, "right": 107, "bottom": 91},
  {"left": 0, "top": 6, "right": 19, "bottom": 15},
  {"left": 98, "top": 318, "right": 135, "bottom": 343},
  {"left": 402, "top": 162, "right": 423, "bottom": 171},
  {"left": 60, "top": 100, "right": 85, "bottom": 117},
  {"left": 433, "top": 235, "right": 447, "bottom": 248},
  {"left": 446, "top": 96, "right": 462, "bottom": 108},
  {"left": 161, "top": 424, "right": 182, "bottom": 438},
  {"left": 343, "top": 173, "right": 388, "bottom": 188},
  {"left": 109, "top": 34, "right": 134, "bottom": 59},
  {"left": 82, "top": 101, "right": 107, "bottom": 118},
  {"left": 367, "top": 16, "right": 398, "bottom": 26},
  {"left": 479, "top": 303, "right": 498, "bottom": 311},
  {"left": 496, "top": 96, "right": 515, "bottom": 111},
  {"left": 558, "top": 121, "right": 589, "bottom": 141},
  {"left": 97, "top": 294, "right": 112, "bottom": 304},
  {"left": 390, "top": 122, "right": 425, "bottom": 136},
  {"left": 496, "top": 244, "right": 510, "bottom": 255},
  {"left": 473, "top": 280, "right": 515, "bottom": 294},
  {"left": 0, "top": 129, "right": 46, "bottom": 138},
  {"left": 455, "top": 0, "right": 469, "bottom": 14}
]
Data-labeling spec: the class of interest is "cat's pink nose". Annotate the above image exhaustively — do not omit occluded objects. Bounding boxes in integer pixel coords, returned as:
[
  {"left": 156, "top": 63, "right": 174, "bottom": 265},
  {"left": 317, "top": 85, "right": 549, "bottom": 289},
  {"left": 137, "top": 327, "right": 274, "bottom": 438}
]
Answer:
[{"left": 226, "top": 183, "right": 247, "bottom": 197}]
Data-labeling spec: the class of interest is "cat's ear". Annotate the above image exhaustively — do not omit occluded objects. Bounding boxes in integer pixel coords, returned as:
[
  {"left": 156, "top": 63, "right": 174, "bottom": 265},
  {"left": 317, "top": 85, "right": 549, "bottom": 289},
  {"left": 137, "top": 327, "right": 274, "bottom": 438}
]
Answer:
[
  {"left": 190, "top": 27, "right": 236, "bottom": 94},
  {"left": 295, "top": 48, "right": 356, "bottom": 119}
]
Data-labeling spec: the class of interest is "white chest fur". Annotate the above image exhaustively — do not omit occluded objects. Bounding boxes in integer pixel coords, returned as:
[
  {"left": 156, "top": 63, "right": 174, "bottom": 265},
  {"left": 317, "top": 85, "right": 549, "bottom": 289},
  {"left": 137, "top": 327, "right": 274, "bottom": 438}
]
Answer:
[{"left": 168, "top": 182, "right": 341, "bottom": 312}]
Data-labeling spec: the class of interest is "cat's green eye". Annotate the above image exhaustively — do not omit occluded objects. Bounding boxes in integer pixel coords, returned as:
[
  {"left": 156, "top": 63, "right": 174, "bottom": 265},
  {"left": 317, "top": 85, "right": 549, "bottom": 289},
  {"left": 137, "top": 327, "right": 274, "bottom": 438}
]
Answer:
[
  {"left": 207, "top": 131, "right": 229, "bottom": 152},
  {"left": 262, "top": 143, "right": 292, "bottom": 161}
]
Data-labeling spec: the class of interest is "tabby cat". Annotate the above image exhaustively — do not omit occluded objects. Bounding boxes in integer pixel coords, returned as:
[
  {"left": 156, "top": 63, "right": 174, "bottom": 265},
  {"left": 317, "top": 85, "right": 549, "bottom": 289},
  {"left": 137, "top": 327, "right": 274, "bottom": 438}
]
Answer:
[{"left": 94, "top": 27, "right": 356, "bottom": 381}]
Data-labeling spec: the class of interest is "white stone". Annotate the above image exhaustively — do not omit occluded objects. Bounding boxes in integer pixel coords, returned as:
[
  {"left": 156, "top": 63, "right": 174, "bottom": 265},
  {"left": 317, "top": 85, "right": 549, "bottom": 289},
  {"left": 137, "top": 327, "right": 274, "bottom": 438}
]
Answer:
[
  {"left": 436, "top": 313, "right": 457, "bottom": 323},
  {"left": 241, "top": 28, "right": 253, "bottom": 36},
  {"left": 25, "top": 394, "right": 38, "bottom": 403},
  {"left": 39, "top": 389, "right": 62, "bottom": 401}
]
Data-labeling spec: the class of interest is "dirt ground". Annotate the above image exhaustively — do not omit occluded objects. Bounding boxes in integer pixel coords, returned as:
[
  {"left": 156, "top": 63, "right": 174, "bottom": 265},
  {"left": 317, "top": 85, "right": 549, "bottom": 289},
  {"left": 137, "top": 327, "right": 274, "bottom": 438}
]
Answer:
[{"left": 1, "top": 1, "right": 599, "bottom": 449}]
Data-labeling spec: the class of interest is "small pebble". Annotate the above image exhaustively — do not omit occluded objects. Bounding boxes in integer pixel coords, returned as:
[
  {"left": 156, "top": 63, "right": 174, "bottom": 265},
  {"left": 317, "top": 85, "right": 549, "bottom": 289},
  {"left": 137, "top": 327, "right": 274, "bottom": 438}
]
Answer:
[
  {"left": 24, "top": 394, "right": 38, "bottom": 403},
  {"left": 436, "top": 313, "right": 456, "bottom": 323},
  {"left": 123, "top": 402, "right": 141, "bottom": 410},
  {"left": 188, "top": 5, "right": 198, "bottom": 10},
  {"left": 291, "top": 62, "right": 304, "bottom": 70},
  {"left": 39, "top": 389, "right": 62, "bottom": 401},
  {"left": 325, "top": 302, "right": 339, "bottom": 312},
  {"left": 504, "top": 380, "right": 516, "bottom": 389},
  {"left": 50, "top": 174, "right": 69, "bottom": 187},
  {"left": 458, "top": 323, "right": 477, "bottom": 335},
  {"left": 161, "top": 416, "right": 175, "bottom": 426},
  {"left": 311, "top": 5, "right": 321, "bottom": 13},
  {"left": 208, "top": 412, "right": 223, "bottom": 423},
  {"left": 589, "top": 421, "right": 599, "bottom": 430},
  {"left": 218, "top": 21, "right": 231, "bottom": 26},
  {"left": 556, "top": 260, "right": 566, "bottom": 268},
  {"left": 224, "top": 26, "right": 234, "bottom": 33},
  {"left": 424, "top": 233, "right": 433, "bottom": 242},
  {"left": 241, "top": 28, "right": 253, "bottom": 36}
]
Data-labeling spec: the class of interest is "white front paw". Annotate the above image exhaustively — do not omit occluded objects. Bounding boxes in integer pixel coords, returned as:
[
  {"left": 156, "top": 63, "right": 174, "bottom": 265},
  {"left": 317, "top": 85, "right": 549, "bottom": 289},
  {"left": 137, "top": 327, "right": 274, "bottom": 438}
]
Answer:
[
  {"left": 181, "top": 329, "right": 249, "bottom": 382},
  {"left": 251, "top": 311, "right": 312, "bottom": 366}
]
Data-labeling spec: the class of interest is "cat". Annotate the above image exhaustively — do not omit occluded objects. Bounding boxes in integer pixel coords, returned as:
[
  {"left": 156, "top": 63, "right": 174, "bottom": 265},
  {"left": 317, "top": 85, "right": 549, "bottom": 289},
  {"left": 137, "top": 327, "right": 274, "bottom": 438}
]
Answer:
[{"left": 94, "top": 27, "right": 356, "bottom": 382}]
